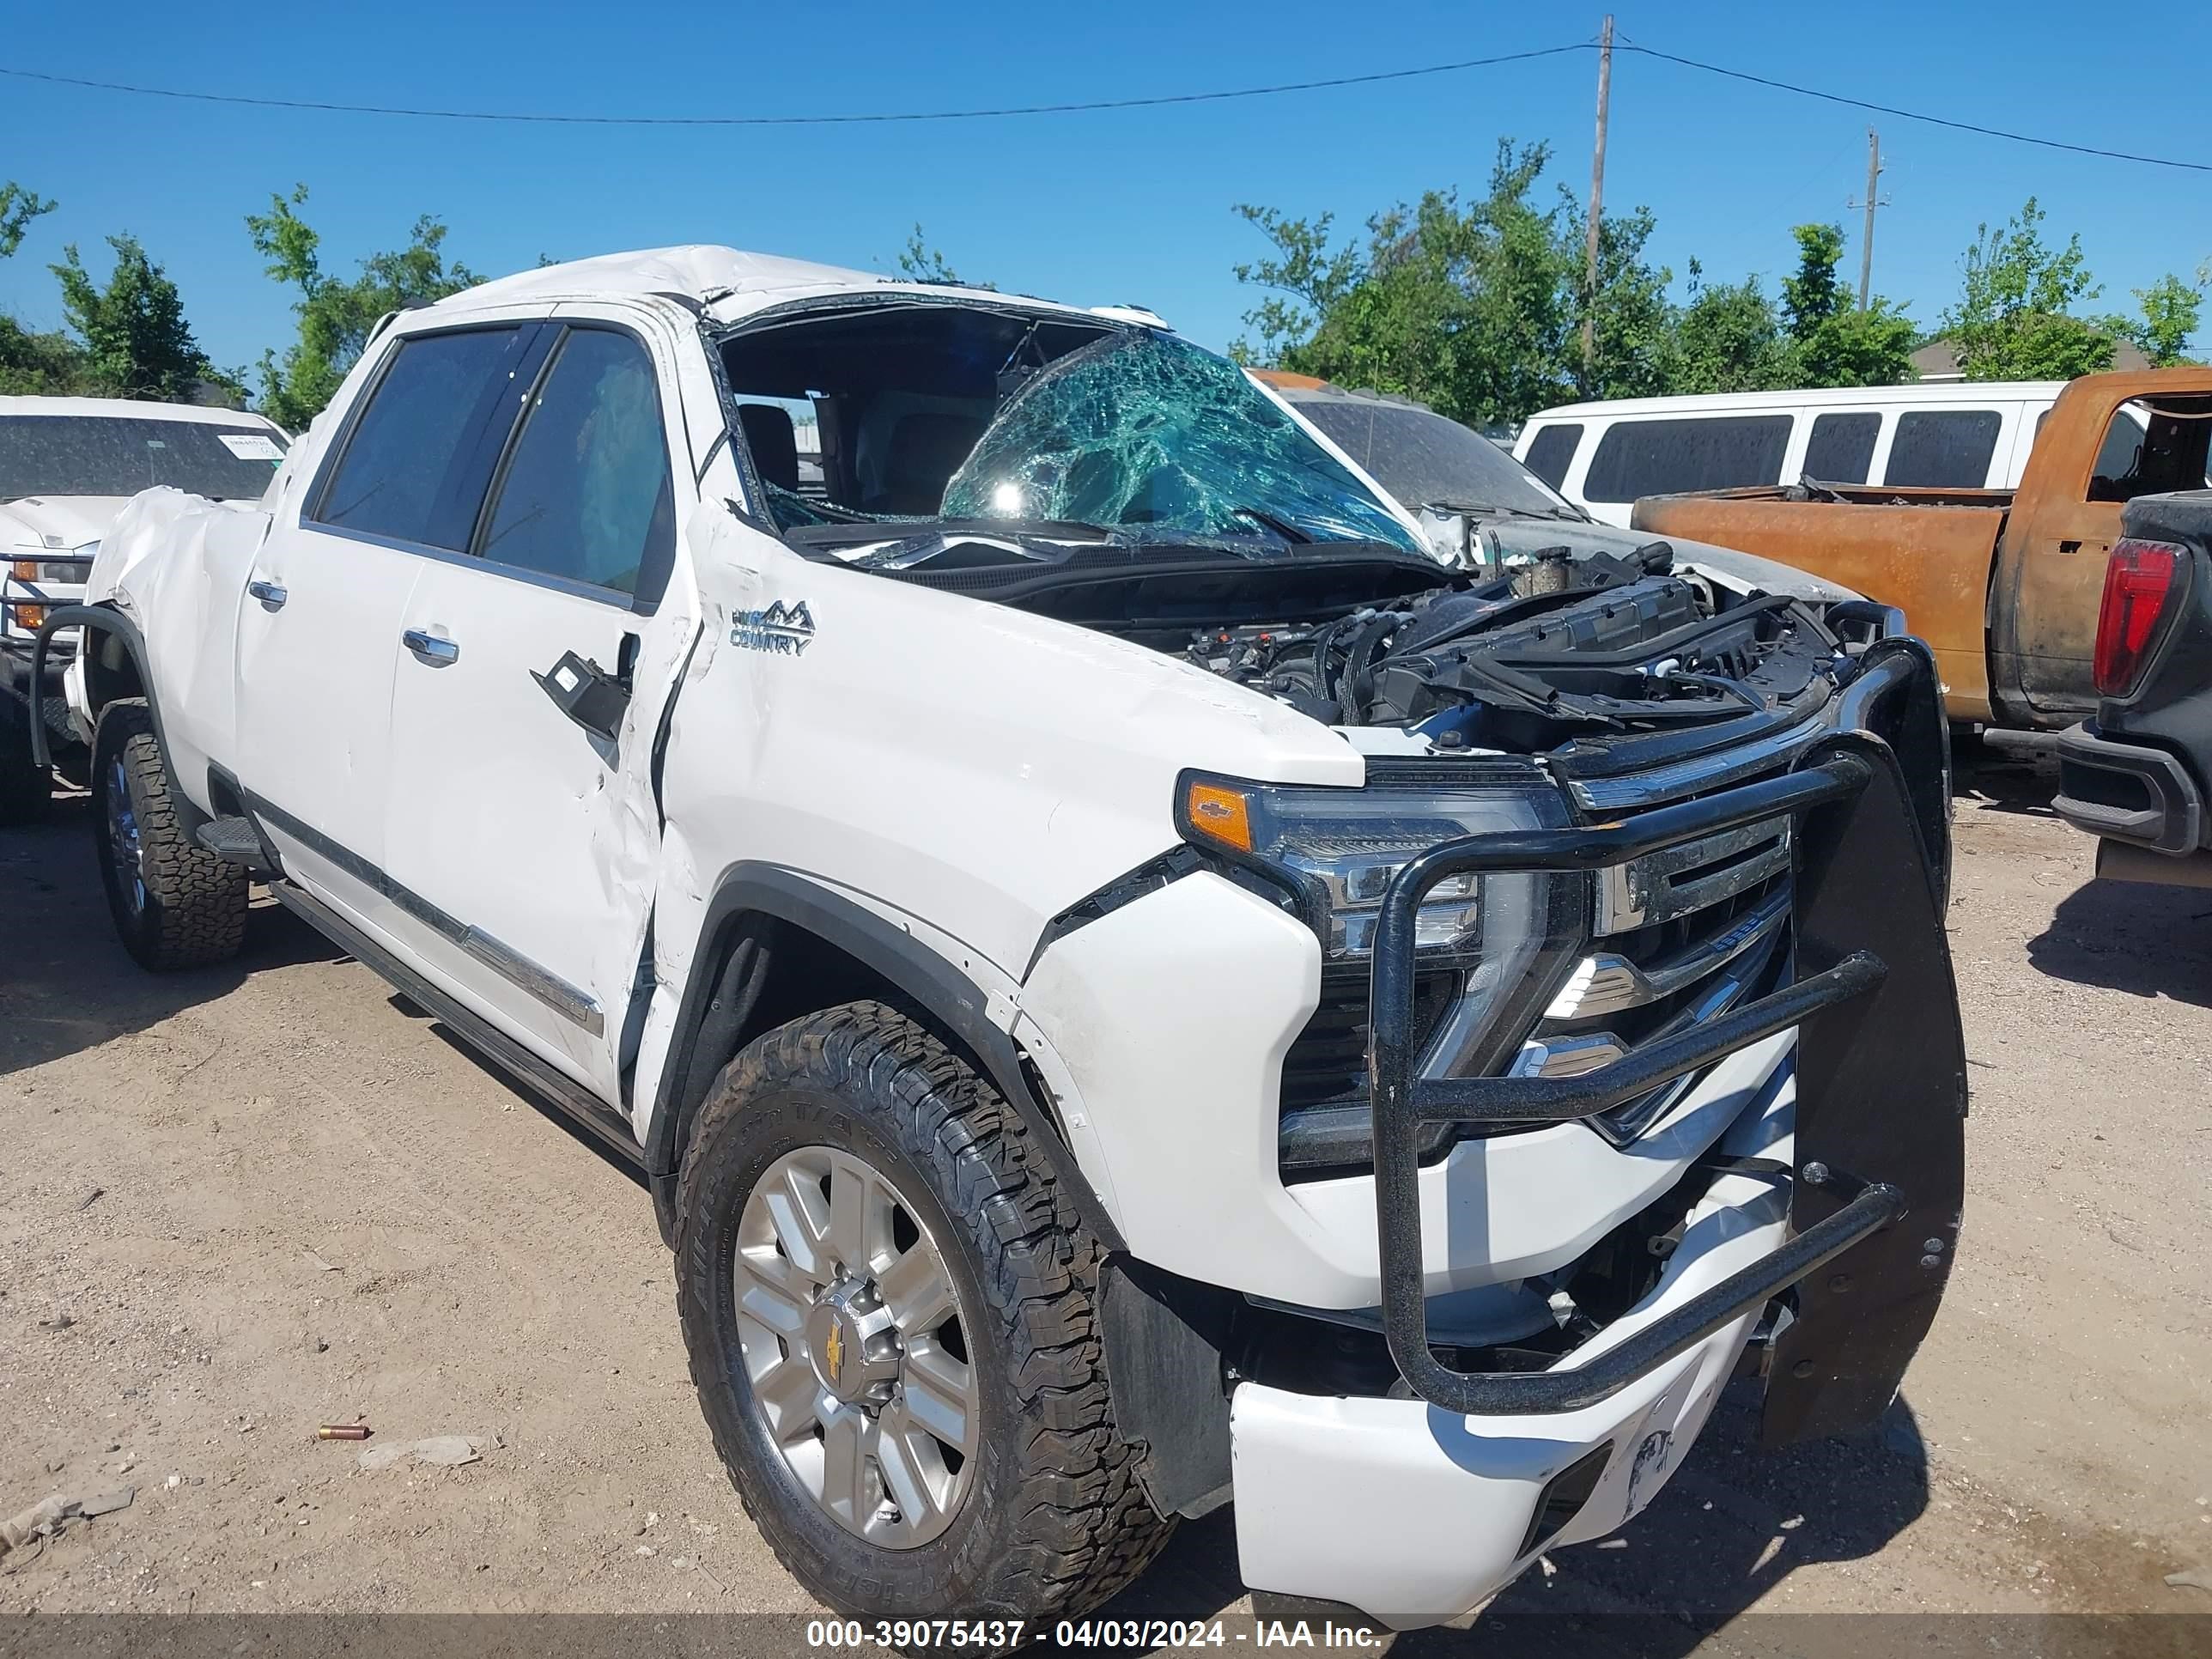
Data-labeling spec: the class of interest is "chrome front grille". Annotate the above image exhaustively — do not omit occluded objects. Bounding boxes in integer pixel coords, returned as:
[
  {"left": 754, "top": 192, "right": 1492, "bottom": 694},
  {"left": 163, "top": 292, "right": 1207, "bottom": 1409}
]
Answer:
[
  {"left": 1521, "top": 814, "right": 1794, "bottom": 1144},
  {"left": 1276, "top": 776, "right": 1799, "bottom": 1178}
]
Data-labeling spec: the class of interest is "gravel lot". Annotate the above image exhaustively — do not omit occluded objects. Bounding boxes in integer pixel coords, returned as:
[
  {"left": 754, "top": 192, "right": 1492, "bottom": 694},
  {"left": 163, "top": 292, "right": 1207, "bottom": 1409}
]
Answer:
[{"left": 3, "top": 752, "right": 2209, "bottom": 1642}]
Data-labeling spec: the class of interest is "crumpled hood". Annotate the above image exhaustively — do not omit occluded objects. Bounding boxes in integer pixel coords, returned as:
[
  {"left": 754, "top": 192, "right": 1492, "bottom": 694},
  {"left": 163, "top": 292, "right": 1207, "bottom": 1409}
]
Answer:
[
  {"left": 1483, "top": 513, "right": 1862, "bottom": 605},
  {"left": 0, "top": 495, "right": 134, "bottom": 552}
]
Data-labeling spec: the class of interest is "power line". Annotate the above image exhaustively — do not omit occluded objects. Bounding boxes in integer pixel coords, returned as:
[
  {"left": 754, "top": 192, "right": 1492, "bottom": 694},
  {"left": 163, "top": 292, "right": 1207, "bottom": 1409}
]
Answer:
[
  {"left": 0, "top": 47, "right": 1589, "bottom": 127},
  {"left": 2, "top": 40, "right": 2208, "bottom": 176},
  {"left": 1614, "top": 42, "right": 2212, "bottom": 174}
]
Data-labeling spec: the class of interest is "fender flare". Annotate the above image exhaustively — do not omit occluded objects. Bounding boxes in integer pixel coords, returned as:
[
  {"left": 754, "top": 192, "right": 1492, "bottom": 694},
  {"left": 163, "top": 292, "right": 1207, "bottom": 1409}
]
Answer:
[
  {"left": 29, "top": 605, "right": 162, "bottom": 769},
  {"left": 645, "top": 864, "right": 1127, "bottom": 1253}
]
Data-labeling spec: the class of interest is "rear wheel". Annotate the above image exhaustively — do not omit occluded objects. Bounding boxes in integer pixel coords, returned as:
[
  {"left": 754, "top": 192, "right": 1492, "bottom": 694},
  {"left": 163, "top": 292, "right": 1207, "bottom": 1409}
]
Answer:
[
  {"left": 675, "top": 1000, "right": 1172, "bottom": 1632},
  {"left": 91, "top": 701, "right": 248, "bottom": 970}
]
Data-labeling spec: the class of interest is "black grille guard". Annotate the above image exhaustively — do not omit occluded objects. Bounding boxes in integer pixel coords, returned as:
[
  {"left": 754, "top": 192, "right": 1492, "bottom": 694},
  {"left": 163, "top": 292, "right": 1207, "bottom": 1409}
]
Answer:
[{"left": 1364, "top": 645, "right": 1968, "bottom": 1436}]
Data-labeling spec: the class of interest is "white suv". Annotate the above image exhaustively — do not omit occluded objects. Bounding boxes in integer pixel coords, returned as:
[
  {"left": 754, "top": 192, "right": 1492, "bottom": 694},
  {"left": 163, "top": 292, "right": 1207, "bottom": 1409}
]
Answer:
[{"left": 32, "top": 246, "right": 1967, "bottom": 1634}]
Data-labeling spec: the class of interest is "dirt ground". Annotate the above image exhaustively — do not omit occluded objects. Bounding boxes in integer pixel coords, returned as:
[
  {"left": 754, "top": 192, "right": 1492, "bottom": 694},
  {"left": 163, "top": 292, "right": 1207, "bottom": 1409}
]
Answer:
[{"left": 3, "top": 750, "right": 2209, "bottom": 1644}]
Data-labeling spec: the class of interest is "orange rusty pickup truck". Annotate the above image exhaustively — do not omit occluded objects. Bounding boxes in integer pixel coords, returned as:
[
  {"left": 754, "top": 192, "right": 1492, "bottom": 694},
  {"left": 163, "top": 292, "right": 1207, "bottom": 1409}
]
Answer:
[{"left": 1630, "top": 368, "right": 2212, "bottom": 735}]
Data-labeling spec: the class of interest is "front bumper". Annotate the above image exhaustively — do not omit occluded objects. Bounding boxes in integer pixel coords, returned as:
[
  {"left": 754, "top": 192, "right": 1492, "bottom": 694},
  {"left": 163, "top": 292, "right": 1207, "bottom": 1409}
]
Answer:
[
  {"left": 2053, "top": 720, "right": 2206, "bottom": 856},
  {"left": 1231, "top": 646, "right": 1967, "bottom": 1627},
  {"left": 1232, "top": 1079, "right": 1794, "bottom": 1626}
]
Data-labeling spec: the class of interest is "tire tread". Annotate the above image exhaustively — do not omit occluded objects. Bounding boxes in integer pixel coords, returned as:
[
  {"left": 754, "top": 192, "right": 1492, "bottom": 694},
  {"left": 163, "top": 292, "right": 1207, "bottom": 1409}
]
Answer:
[{"left": 675, "top": 1000, "right": 1172, "bottom": 1626}]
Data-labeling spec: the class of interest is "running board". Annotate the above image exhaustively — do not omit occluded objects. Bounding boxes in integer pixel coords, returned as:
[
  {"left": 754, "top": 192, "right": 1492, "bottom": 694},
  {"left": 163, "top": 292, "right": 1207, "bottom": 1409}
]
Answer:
[{"left": 265, "top": 880, "right": 644, "bottom": 1169}]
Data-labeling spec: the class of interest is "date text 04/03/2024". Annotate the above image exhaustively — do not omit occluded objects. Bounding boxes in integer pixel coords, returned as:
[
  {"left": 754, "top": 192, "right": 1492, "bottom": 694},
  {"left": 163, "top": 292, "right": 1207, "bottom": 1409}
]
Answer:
[{"left": 804, "top": 1620, "right": 1385, "bottom": 1649}]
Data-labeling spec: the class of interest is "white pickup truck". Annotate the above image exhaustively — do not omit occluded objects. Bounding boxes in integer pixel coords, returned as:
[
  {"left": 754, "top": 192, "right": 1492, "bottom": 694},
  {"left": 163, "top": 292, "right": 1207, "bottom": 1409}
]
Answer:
[
  {"left": 31, "top": 246, "right": 1968, "bottom": 1633},
  {"left": 0, "top": 395, "right": 289, "bottom": 820}
]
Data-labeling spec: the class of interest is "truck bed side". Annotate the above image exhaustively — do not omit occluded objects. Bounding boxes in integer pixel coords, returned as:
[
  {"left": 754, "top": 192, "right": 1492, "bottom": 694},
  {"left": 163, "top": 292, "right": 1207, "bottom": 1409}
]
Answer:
[{"left": 1632, "top": 486, "right": 2006, "bottom": 722}]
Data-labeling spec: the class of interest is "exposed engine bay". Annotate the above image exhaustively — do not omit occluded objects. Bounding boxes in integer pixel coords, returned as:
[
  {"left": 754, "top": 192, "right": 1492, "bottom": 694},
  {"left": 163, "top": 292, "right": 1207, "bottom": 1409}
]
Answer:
[
  {"left": 1180, "top": 542, "right": 1846, "bottom": 757},
  {"left": 716, "top": 295, "right": 1863, "bottom": 765}
]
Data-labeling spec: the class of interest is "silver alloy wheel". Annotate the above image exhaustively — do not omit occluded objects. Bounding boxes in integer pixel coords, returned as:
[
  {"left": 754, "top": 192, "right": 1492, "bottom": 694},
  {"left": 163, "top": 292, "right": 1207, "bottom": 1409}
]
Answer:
[
  {"left": 105, "top": 757, "right": 146, "bottom": 917},
  {"left": 732, "top": 1145, "right": 980, "bottom": 1548}
]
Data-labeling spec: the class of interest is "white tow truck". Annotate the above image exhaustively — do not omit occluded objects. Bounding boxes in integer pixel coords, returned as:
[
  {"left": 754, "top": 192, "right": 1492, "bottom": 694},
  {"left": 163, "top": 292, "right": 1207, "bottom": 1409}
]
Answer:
[{"left": 30, "top": 247, "right": 1968, "bottom": 1632}]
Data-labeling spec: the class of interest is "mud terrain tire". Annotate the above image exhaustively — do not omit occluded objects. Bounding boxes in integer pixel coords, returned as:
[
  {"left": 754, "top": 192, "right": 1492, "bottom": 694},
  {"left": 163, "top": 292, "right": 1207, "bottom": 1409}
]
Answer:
[
  {"left": 92, "top": 701, "right": 247, "bottom": 970},
  {"left": 676, "top": 1000, "right": 1172, "bottom": 1632}
]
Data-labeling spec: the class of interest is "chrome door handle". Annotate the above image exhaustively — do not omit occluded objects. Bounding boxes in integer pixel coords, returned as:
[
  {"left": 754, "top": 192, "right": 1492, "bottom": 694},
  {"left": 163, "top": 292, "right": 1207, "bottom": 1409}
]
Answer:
[
  {"left": 246, "top": 580, "right": 288, "bottom": 611},
  {"left": 403, "top": 629, "right": 460, "bottom": 665}
]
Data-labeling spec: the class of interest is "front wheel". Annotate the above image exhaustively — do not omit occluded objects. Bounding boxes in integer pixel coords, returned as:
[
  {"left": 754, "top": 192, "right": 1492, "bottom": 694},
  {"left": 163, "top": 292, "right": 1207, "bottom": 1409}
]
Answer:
[
  {"left": 91, "top": 701, "right": 248, "bottom": 971},
  {"left": 675, "top": 1001, "right": 1173, "bottom": 1629}
]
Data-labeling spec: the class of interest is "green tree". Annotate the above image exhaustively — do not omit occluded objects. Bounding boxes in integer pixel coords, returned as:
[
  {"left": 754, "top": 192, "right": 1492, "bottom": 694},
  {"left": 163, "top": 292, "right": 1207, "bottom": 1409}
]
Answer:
[
  {"left": 1558, "top": 194, "right": 1674, "bottom": 400},
  {"left": 2124, "top": 270, "right": 2204, "bottom": 368},
  {"left": 1780, "top": 223, "right": 1915, "bottom": 387},
  {"left": 1229, "top": 204, "right": 1370, "bottom": 367},
  {"left": 1942, "top": 198, "right": 2117, "bottom": 380},
  {"left": 1662, "top": 263, "right": 1795, "bottom": 394},
  {"left": 0, "top": 318, "right": 92, "bottom": 396},
  {"left": 248, "top": 185, "right": 481, "bottom": 428},
  {"left": 50, "top": 234, "right": 228, "bottom": 402},
  {"left": 1231, "top": 141, "right": 1673, "bottom": 425},
  {"left": 1, "top": 181, "right": 58, "bottom": 261},
  {"left": 895, "top": 223, "right": 990, "bottom": 289},
  {"left": 0, "top": 181, "right": 91, "bottom": 395}
]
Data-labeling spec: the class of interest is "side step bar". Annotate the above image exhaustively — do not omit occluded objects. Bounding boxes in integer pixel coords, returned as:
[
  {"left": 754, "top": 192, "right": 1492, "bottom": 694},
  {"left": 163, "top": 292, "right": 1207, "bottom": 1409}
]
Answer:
[
  {"left": 266, "top": 880, "right": 644, "bottom": 1170},
  {"left": 195, "top": 815, "right": 280, "bottom": 875}
]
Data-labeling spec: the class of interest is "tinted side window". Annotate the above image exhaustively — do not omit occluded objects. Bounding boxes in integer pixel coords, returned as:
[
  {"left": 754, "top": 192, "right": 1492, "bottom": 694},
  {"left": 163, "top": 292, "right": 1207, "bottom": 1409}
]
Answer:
[
  {"left": 313, "top": 328, "right": 530, "bottom": 550},
  {"left": 1884, "top": 410, "right": 2002, "bottom": 488},
  {"left": 1802, "top": 412, "right": 1879, "bottom": 483},
  {"left": 479, "top": 328, "right": 674, "bottom": 599},
  {"left": 1581, "top": 416, "right": 1791, "bottom": 503},
  {"left": 1523, "top": 423, "right": 1582, "bottom": 489}
]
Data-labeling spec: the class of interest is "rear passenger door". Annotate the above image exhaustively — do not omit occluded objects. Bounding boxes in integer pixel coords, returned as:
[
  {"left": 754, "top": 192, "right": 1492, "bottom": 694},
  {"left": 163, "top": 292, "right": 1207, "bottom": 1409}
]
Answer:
[
  {"left": 234, "top": 324, "right": 550, "bottom": 936},
  {"left": 380, "top": 317, "right": 701, "bottom": 1099}
]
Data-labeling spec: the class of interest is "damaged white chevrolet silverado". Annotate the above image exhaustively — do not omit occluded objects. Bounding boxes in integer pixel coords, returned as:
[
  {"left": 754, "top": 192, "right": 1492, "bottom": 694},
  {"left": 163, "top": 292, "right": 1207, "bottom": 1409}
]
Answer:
[{"left": 30, "top": 247, "right": 1968, "bottom": 1632}]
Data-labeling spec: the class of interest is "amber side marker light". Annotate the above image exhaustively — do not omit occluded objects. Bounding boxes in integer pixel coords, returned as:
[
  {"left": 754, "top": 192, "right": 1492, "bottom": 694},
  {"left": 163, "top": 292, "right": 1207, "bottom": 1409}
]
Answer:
[{"left": 1183, "top": 781, "right": 1254, "bottom": 853}]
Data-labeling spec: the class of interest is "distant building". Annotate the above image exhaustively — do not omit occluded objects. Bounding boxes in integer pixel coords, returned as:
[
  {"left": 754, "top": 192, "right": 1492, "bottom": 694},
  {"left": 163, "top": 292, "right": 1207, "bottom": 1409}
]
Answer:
[{"left": 1911, "top": 336, "right": 2149, "bottom": 383}]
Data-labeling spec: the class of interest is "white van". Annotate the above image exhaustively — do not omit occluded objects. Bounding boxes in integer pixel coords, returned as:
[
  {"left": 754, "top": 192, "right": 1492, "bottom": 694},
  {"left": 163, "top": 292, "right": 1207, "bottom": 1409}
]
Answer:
[{"left": 1514, "top": 382, "right": 2078, "bottom": 527}]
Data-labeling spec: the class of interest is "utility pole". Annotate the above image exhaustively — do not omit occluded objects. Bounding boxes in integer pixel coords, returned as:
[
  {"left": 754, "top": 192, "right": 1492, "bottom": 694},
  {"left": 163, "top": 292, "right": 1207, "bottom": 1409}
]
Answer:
[
  {"left": 1581, "top": 14, "right": 1614, "bottom": 381},
  {"left": 1850, "top": 128, "right": 1885, "bottom": 308}
]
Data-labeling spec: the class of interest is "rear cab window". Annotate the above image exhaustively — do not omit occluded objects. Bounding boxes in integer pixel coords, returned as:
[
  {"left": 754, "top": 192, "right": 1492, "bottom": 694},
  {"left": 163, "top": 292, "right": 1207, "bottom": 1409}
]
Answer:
[
  {"left": 1581, "top": 415, "right": 1791, "bottom": 503},
  {"left": 2086, "top": 394, "right": 2212, "bottom": 503}
]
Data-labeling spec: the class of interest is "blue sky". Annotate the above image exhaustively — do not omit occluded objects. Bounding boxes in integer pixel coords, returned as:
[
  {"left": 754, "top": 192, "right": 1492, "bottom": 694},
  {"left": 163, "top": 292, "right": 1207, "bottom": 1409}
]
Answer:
[{"left": 5, "top": 1, "right": 2209, "bottom": 383}]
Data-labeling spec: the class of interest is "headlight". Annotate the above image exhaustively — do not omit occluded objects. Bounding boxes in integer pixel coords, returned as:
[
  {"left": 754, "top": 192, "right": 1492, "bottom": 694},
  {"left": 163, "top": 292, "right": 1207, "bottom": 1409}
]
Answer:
[
  {"left": 1176, "top": 769, "right": 1579, "bottom": 969},
  {"left": 10, "top": 556, "right": 89, "bottom": 582}
]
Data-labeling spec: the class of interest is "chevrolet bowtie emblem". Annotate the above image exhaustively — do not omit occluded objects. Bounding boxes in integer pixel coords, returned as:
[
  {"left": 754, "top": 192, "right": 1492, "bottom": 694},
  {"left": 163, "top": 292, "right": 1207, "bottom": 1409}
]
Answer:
[{"left": 823, "top": 1321, "right": 843, "bottom": 1385}]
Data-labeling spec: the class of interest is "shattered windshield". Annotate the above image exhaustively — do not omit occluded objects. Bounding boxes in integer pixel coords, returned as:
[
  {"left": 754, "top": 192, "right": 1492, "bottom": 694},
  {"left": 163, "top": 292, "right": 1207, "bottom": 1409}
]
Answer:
[
  {"left": 1286, "top": 397, "right": 1577, "bottom": 520},
  {"left": 933, "top": 333, "right": 1425, "bottom": 556}
]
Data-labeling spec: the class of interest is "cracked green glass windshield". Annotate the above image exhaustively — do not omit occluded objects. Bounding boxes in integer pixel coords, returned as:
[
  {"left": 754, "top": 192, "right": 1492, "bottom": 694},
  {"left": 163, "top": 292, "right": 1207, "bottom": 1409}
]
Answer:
[{"left": 939, "top": 333, "right": 1424, "bottom": 556}]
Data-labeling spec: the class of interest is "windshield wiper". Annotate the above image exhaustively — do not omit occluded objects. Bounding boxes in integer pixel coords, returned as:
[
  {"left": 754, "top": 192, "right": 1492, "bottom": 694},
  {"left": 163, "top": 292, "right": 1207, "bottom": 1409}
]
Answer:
[
  {"left": 1425, "top": 497, "right": 1589, "bottom": 524},
  {"left": 1231, "top": 505, "right": 1316, "bottom": 544},
  {"left": 782, "top": 517, "right": 1122, "bottom": 550}
]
